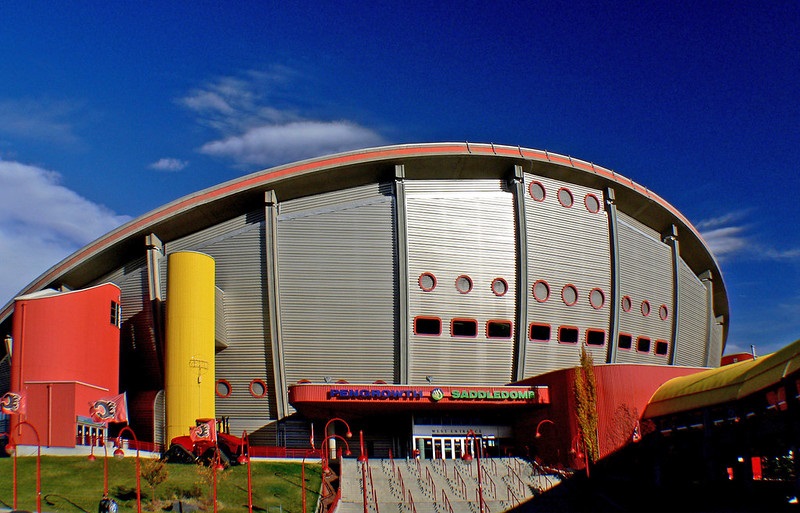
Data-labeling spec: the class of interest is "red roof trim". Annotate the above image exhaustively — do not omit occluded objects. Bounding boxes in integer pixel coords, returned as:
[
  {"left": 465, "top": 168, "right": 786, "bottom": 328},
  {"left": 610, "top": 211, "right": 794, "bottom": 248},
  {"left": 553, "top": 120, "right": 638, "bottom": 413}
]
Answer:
[{"left": 1, "top": 142, "right": 713, "bottom": 321}]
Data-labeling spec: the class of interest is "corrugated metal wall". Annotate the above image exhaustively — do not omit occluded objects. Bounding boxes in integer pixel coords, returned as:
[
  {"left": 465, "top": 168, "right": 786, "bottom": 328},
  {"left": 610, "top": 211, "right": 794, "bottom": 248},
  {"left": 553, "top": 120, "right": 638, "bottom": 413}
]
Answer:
[
  {"left": 277, "top": 183, "right": 397, "bottom": 387},
  {"left": 405, "top": 179, "right": 517, "bottom": 386},
  {"left": 616, "top": 214, "right": 673, "bottom": 365},
  {"left": 165, "top": 211, "right": 274, "bottom": 443},
  {"left": 523, "top": 174, "right": 611, "bottom": 377},
  {"left": 710, "top": 318, "right": 724, "bottom": 366},
  {"left": 675, "top": 259, "right": 709, "bottom": 366},
  {"left": 96, "top": 258, "right": 163, "bottom": 395}
]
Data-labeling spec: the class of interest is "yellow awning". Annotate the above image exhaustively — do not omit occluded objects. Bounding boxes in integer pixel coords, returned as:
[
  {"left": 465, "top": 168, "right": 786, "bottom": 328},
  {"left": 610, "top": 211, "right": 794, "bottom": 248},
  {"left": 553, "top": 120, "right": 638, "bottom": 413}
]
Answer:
[{"left": 643, "top": 338, "right": 800, "bottom": 419}]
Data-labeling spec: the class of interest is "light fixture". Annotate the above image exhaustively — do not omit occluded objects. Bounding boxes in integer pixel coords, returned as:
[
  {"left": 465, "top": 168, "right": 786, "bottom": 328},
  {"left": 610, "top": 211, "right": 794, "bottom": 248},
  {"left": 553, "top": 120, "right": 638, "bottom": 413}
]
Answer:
[
  {"left": 425, "top": 375, "right": 433, "bottom": 384},
  {"left": 324, "top": 376, "right": 332, "bottom": 383}
]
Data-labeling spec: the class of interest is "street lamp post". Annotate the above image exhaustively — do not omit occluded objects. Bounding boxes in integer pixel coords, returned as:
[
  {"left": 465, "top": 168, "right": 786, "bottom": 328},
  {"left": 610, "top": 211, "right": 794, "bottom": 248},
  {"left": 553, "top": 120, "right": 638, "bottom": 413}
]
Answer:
[
  {"left": 322, "top": 417, "right": 353, "bottom": 461},
  {"left": 114, "top": 426, "right": 142, "bottom": 513},
  {"left": 237, "top": 430, "right": 253, "bottom": 513},
  {"left": 535, "top": 419, "right": 554, "bottom": 438},
  {"left": 87, "top": 433, "right": 111, "bottom": 497},
  {"left": 6, "top": 420, "right": 42, "bottom": 513},
  {"left": 211, "top": 446, "right": 223, "bottom": 513},
  {"left": 301, "top": 448, "right": 318, "bottom": 513},
  {"left": 319, "top": 434, "right": 352, "bottom": 509},
  {"left": 358, "top": 430, "right": 368, "bottom": 513},
  {"left": 570, "top": 432, "right": 590, "bottom": 478},
  {"left": 462, "top": 429, "right": 484, "bottom": 513}
]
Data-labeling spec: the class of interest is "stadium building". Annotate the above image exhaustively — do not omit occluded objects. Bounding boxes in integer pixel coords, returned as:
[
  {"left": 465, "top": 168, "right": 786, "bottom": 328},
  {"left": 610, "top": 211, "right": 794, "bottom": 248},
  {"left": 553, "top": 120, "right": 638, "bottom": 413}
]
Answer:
[{"left": 0, "top": 142, "right": 730, "bottom": 468}]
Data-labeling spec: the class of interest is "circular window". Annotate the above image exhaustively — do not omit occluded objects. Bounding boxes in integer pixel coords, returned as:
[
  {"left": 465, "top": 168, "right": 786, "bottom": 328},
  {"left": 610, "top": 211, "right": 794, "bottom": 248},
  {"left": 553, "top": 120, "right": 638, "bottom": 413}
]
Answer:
[
  {"left": 641, "top": 300, "right": 651, "bottom": 317},
  {"left": 557, "top": 188, "right": 574, "bottom": 208},
  {"left": 215, "top": 379, "right": 231, "bottom": 398},
  {"left": 584, "top": 194, "right": 601, "bottom": 213},
  {"left": 659, "top": 304, "right": 669, "bottom": 320},
  {"left": 532, "top": 280, "right": 550, "bottom": 302},
  {"left": 589, "top": 288, "right": 605, "bottom": 309},
  {"left": 562, "top": 284, "right": 578, "bottom": 306},
  {"left": 249, "top": 379, "right": 267, "bottom": 398},
  {"left": 455, "top": 275, "right": 473, "bottom": 294},
  {"left": 528, "top": 181, "right": 546, "bottom": 202},
  {"left": 491, "top": 278, "right": 509, "bottom": 296},
  {"left": 621, "top": 296, "right": 632, "bottom": 312},
  {"left": 418, "top": 272, "right": 437, "bottom": 292}
]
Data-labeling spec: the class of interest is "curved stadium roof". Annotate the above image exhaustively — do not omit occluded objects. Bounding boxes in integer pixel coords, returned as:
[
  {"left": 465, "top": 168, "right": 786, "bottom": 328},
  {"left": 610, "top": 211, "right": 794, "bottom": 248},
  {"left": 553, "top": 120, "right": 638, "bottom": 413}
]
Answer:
[{"left": 0, "top": 142, "right": 728, "bottom": 343}]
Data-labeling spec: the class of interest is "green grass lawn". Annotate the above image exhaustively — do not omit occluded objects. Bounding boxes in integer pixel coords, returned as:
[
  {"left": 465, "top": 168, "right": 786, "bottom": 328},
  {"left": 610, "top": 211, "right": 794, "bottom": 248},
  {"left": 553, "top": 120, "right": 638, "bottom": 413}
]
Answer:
[{"left": 0, "top": 456, "right": 322, "bottom": 512}]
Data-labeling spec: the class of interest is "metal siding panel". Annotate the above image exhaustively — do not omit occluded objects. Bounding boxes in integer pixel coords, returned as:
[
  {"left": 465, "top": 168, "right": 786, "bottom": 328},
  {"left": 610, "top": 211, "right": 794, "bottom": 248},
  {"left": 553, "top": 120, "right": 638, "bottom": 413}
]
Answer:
[
  {"left": 616, "top": 215, "right": 673, "bottom": 365},
  {"left": 201, "top": 220, "right": 275, "bottom": 425},
  {"left": 710, "top": 320, "right": 724, "bottom": 367},
  {"left": 278, "top": 184, "right": 397, "bottom": 386},
  {"left": 675, "top": 259, "right": 708, "bottom": 366},
  {"left": 405, "top": 179, "right": 517, "bottom": 386},
  {"left": 95, "top": 258, "right": 165, "bottom": 393},
  {"left": 523, "top": 174, "right": 611, "bottom": 377}
]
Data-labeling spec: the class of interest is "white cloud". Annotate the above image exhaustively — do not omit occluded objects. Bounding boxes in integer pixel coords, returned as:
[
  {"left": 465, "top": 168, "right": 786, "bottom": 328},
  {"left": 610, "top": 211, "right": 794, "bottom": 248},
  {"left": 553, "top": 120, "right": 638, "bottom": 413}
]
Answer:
[
  {"left": 199, "top": 121, "right": 385, "bottom": 166},
  {"left": 698, "top": 210, "right": 800, "bottom": 263},
  {"left": 149, "top": 158, "right": 188, "bottom": 172},
  {"left": 700, "top": 225, "right": 750, "bottom": 260},
  {"left": 0, "top": 98, "right": 83, "bottom": 145},
  {"left": 0, "top": 160, "right": 131, "bottom": 305},
  {"left": 695, "top": 209, "right": 751, "bottom": 231},
  {"left": 181, "top": 70, "right": 386, "bottom": 167}
]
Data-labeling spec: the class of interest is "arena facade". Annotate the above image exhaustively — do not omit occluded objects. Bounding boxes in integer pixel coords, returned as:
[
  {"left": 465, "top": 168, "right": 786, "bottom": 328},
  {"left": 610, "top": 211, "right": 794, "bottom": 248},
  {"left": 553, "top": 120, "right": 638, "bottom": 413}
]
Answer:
[{"left": 0, "top": 142, "right": 728, "bottom": 463}]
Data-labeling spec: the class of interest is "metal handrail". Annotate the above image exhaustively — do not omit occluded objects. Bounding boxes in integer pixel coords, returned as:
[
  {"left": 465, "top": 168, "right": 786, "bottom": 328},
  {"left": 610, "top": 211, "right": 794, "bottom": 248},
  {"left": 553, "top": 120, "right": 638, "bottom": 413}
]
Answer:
[
  {"left": 424, "top": 466, "right": 436, "bottom": 498},
  {"left": 406, "top": 490, "right": 417, "bottom": 513},
  {"left": 441, "top": 489, "right": 454, "bottom": 513}
]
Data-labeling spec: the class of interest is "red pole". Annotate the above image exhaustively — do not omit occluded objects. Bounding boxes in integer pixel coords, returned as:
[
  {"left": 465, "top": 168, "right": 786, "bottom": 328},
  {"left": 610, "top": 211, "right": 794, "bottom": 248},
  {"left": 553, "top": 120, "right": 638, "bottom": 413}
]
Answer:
[
  {"left": 103, "top": 440, "right": 109, "bottom": 495},
  {"left": 359, "top": 430, "right": 368, "bottom": 513},
  {"left": 246, "top": 432, "right": 253, "bottom": 513},
  {"left": 116, "top": 426, "right": 142, "bottom": 513},
  {"left": 12, "top": 437, "right": 17, "bottom": 510},
  {"left": 36, "top": 442, "right": 41, "bottom": 513},
  {"left": 212, "top": 446, "right": 220, "bottom": 513},
  {"left": 302, "top": 453, "right": 306, "bottom": 513},
  {"left": 13, "top": 421, "right": 42, "bottom": 513}
]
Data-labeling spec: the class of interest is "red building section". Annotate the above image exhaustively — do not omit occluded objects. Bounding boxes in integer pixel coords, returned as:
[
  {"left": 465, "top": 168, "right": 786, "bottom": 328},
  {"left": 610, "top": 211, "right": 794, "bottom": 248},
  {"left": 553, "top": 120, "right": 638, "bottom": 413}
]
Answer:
[
  {"left": 517, "top": 364, "right": 705, "bottom": 469},
  {"left": 8, "top": 283, "right": 121, "bottom": 447}
]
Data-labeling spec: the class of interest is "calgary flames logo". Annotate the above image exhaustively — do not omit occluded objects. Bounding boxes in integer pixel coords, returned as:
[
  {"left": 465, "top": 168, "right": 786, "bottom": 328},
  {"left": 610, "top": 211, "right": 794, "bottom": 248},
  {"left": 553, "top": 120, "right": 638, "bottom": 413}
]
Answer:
[
  {"left": 90, "top": 400, "right": 117, "bottom": 421},
  {"left": 195, "top": 423, "right": 210, "bottom": 439},
  {"left": 0, "top": 392, "right": 22, "bottom": 414}
]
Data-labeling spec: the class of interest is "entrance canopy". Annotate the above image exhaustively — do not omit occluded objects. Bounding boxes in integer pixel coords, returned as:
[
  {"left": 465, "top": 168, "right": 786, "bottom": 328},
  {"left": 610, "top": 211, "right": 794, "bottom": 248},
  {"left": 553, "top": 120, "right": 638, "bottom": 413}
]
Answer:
[
  {"left": 288, "top": 383, "right": 549, "bottom": 418},
  {"left": 644, "top": 338, "right": 800, "bottom": 419}
]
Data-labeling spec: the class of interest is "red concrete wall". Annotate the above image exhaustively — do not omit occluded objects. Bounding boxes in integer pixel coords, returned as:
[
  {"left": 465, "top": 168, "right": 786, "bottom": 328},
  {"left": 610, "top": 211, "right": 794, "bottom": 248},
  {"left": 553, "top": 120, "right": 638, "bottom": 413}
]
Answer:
[
  {"left": 9, "top": 283, "right": 121, "bottom": 447},
  {"left": 517, "top": 364, "right": 705, "bottom": 468}
]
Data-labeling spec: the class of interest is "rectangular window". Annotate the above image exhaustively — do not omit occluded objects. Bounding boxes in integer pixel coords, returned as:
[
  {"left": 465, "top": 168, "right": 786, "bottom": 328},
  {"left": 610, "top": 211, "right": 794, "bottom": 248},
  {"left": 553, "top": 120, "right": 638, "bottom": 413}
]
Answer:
[
  {"left": 110, "top": 301, "right": 121, "bottom": 327},
  {"left": 558, "top": 326, "right": 579, "bottom": 344},
  {"left": 529, "top": 323, "right": 551, "bottom": 342},
  {"left": 451, "top": 318, "right": 478, "bottom": 337},
  {"left": 586, "top": 329, "right": 606, "bottom": 346},
  {"left": 618, "top": 333, "right": 632, "bottom": 350},
  {"left": 414, "top": 316, "right": 441, "bottom": 336},
  {"left": 637, "top": 336, "right": 651, "bottom": 353},
  {"left": 655, "top": 339, "right": 669, "bottom": 356},
  {"left": 487, "top": 320, "right": 512, "bottom": 339}
]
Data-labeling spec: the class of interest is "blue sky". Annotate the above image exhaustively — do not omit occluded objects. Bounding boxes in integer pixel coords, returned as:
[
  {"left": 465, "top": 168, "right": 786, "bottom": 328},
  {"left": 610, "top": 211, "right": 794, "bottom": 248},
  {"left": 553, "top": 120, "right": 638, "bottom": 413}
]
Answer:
[{"left": 0, "top": 1, "right": 798, "bottom": 357}]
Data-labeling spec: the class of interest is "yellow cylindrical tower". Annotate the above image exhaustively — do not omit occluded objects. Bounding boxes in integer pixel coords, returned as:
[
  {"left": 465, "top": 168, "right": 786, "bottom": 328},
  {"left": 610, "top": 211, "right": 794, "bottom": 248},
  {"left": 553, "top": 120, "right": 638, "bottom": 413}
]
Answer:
[{"left": 165, "top": 251, "right": 216, "bottom": 444}]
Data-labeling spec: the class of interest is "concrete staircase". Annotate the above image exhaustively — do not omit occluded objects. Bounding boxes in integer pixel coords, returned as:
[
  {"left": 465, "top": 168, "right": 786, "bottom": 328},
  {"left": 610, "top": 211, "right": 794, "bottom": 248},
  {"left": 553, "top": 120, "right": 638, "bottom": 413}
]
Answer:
[{"left": 333, "top": 457, "right": 563, "bottom": 513}]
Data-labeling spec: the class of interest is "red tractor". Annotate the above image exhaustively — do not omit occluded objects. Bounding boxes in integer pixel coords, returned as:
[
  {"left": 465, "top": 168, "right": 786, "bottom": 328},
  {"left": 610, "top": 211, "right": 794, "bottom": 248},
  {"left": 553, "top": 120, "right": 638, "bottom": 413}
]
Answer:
[{"left": 164, "top": 418, "right": 244, "bottom": 466}]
